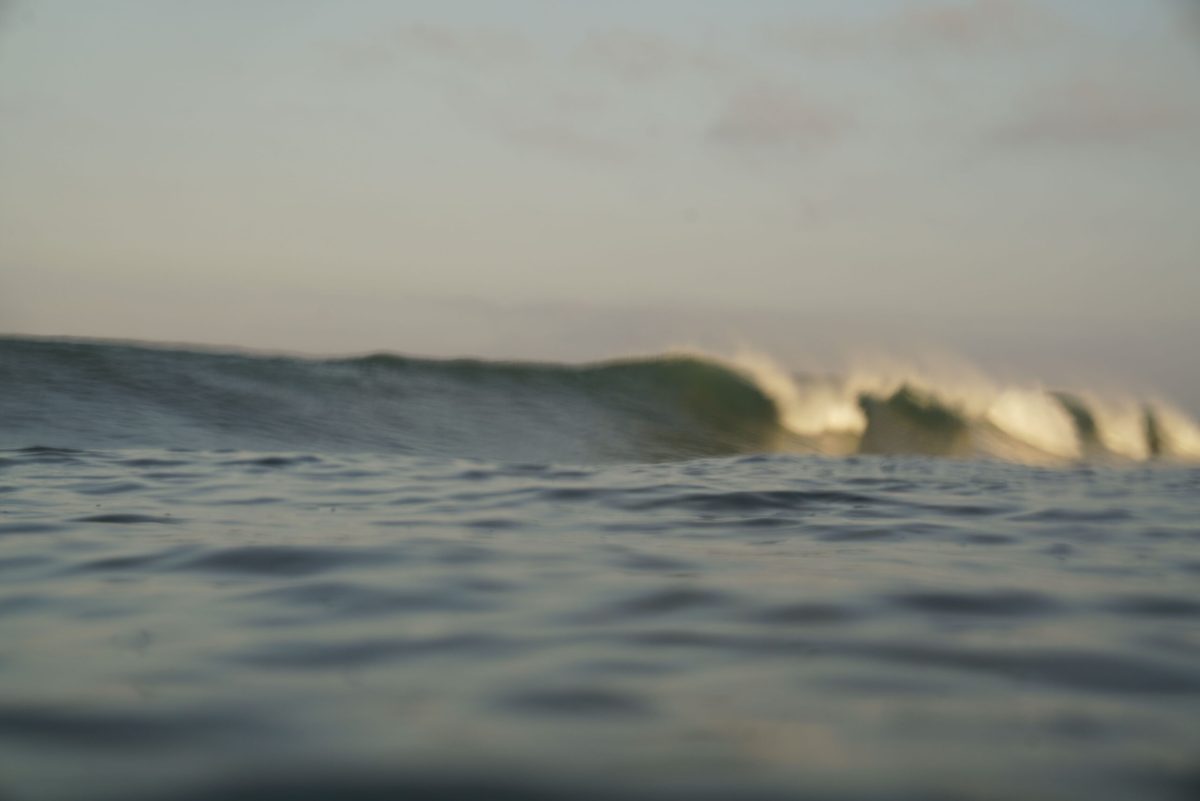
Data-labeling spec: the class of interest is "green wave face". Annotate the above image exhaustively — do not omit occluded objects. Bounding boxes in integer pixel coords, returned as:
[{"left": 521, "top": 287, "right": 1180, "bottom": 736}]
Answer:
[
  {"left": 2, "top": 336, "right": 1195, "bottom": 464},
  {"left": 857, "top": 385, "right": 972, "bottom": 458},
  {"left": 0, "top": 338, "right": 784, "bottom": 463}
]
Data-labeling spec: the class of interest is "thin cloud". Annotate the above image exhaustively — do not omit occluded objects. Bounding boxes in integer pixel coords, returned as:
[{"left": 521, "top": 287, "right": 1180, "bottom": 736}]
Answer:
[
  {"left": 496, "top": 121, "right": 635, "bottom": 163},
  {"left": 326, "top": 22, "right": 534, "bottom": 73},
  {"left": 322, "top": 21, "right": 656, "bottom": 165},
  {"left": 321, "top": 22, "right": 744, "bottom": 165},
  {"left": 708, "top": 83, "right": 851, "bottom": 150},
  {"left": 992, "top": 78, "right": 1196, "bottom": 147},
  {"left": 546, "top": 88, "right": 611, "bottom": 117},
  {"left": 890, "top": 0, "right": 1051, "bottom": 49},
  {"left": 770, "top": 0, "right": 1058, "bottom": 56},
  {"left": 452, "top": 81, "right": 638, "bottom": 165},
  {"left": 575, "top": 28, "right": 734, "bottom": 82},
  {"left": 391, "top": 22, "right": 532, "bottom": 66}
]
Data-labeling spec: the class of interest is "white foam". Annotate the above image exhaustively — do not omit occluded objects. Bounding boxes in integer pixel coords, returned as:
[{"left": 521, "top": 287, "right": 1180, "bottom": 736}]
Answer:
[
  {"left": 731, "top": 350, "right": 865, "bottom": 436},
  {"left": 983, "top": 388, "right": 1081, "bottom": 459},
  {"left": 1154, "top": 403, "right": 1200, "bottom": 459},
  {"left": 714, "top": 348, "right": 1199, "bottom": 464}
]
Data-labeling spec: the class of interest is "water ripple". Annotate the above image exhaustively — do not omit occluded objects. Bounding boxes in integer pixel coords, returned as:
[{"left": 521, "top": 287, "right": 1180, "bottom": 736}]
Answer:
[{"left": 178, "top": 545, "right": 396, "bottom": 577}]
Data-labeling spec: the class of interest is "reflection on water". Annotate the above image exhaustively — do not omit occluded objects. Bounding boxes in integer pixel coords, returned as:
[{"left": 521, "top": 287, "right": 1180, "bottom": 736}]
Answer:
[{"left": 0, "top": 447, "right": 1198, "bottom": 800}]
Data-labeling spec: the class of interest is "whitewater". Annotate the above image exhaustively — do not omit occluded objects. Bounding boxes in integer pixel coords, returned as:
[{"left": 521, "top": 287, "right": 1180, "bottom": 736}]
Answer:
[
  {"left": 1, "top": 335, "right": 1198, "bottom": 801},
  {"left": 3, "top": 336, "right": 1197, "bottom": 464}
]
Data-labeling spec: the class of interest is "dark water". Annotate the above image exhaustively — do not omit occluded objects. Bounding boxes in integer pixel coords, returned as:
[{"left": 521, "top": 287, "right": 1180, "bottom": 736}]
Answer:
[
  {"left": 4, "top": 336, "right": 1196, "bottom": 463},
  {"left": 2, "top": 338, "right": 1199, "bottom": 800}
]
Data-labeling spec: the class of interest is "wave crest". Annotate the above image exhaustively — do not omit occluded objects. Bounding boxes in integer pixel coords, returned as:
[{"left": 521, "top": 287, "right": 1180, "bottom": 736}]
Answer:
[
  {"left": 731, "top": 351, "right": 1200, "bottom": 463},
  {"left": 2, "top": 336, "right": 1196, "bottom": 464}
]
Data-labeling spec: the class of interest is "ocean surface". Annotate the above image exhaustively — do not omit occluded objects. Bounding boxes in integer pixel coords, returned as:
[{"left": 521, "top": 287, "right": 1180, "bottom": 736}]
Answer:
[{"left": 2, "top": 335, "right": 1199, "bottom": 801}]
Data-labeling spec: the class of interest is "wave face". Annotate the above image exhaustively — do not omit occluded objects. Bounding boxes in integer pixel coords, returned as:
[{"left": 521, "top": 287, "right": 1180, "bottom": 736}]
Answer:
[{"left": 2, "top": 336, "right": 1197, "bottom": 464}]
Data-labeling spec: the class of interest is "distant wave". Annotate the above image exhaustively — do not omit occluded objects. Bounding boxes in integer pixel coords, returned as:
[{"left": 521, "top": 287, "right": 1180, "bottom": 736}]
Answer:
[
  {"left": 2, "top": 336, "right": 1197, "bottom": 464},
  {"left": 732, "top": 352, "right": 1200, "bottom": 464}
]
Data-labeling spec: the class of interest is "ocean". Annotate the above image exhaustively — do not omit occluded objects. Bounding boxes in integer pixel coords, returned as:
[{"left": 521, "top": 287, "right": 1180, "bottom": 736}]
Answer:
[{"left": 1, "top": 335, "right": 1198, "bottom": 801}]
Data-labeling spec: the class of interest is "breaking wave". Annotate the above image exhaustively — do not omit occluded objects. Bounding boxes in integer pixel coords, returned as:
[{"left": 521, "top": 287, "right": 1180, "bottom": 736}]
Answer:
[{"left": 2, "top": 336, "right": 1197, "bottom": 464}]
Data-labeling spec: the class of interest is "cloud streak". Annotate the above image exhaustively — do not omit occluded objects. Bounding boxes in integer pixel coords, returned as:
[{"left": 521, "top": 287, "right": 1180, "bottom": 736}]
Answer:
[
  {"left": 326, "top": 22, "right": 534, "bottom": 73},
  {"left": 992, "top": 77, "right": 1196, "bottom": 147},
  {"left": 574, "top": 28, "right": 734, "bottom": 82},
  {"left": 769, "top": 0, "right": 1059, "bottom": 57},
  {"left": 708, "top": 83, "right": 851, "bottom": 151},
  {"left": 494, "top": 120, "right": 635, "bottom": 164},
  {"left": 890, "top": 0, "right": 1052, "bottom": 50}
]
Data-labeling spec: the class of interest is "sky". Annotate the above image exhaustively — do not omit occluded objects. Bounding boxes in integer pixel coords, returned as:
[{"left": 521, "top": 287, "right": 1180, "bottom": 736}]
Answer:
[{"left": 2, "top": 1, "right": 1198, "bottom": 408}]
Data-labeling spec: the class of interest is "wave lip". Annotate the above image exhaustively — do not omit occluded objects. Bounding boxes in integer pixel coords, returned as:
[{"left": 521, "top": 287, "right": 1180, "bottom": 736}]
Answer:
[
  {"left": 1, "top": 336, "right": 1197, "bottom": 465},
  {"left": 738, "top": 354, "right": 1200, "bottom": 464}
]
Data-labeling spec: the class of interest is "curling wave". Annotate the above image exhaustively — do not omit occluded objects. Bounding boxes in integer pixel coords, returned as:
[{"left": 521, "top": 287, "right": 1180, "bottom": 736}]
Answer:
[{"left": 1, "top": 336, "right": 1196, "bottom": 464}]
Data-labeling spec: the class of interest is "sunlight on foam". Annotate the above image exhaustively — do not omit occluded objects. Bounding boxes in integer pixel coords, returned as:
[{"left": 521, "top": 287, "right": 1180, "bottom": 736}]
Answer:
[
  {"left": 982, "top": 389, "right": 1081, "bottom": 459},
  {"left": 1083, "top": 397, "right": 1151, "bottom": 460},
  {"left": 717, "top": 347, "right": 1200, "bottom": 464},
  {"left": 838, "top": 362, "right": 1084, "bottom": 460},
  {"left": 1154, "top": 403, "right": 1200, "bottom": 459},
  {"left": 731, "top": 350, "right": 865, "bottom": 435}
]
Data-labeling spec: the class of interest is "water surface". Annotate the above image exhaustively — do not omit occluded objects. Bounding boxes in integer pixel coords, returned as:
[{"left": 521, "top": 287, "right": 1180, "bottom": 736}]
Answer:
[{"left": 2, "top": 337, "right": 1198, "bottom": 800}]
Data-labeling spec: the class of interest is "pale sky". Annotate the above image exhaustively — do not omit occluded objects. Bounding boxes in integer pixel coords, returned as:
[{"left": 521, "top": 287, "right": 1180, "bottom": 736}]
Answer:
[{"left": 2, "top": 1, "right": 1198, "bottom": 408}]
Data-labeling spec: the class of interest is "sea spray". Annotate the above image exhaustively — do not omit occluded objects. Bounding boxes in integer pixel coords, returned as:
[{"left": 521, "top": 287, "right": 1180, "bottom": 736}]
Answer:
[{"left": 2, "top": 335, "right": 1196, "bottom": 464}]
